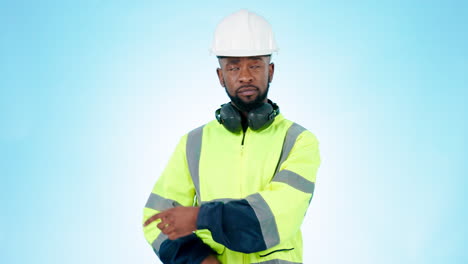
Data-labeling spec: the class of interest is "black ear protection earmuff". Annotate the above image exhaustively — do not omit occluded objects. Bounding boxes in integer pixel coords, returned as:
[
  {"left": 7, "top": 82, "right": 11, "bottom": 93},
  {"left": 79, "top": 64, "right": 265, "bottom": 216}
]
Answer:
[{"left": 215, "top": 101, "right": 280, "bottom": 133}]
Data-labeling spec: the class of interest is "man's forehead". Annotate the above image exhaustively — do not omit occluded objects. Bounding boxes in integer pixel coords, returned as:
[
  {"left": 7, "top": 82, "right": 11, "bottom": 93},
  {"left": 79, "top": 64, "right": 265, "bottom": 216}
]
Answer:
[{"left": 218, "top": 56, "right": 270, "bottom": 64}]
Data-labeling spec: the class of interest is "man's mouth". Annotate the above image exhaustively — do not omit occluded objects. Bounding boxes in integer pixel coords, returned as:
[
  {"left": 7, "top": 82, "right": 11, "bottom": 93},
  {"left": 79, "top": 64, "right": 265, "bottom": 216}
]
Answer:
[{"left": 237, "top": 86, "right": 259, "bottom": 96}]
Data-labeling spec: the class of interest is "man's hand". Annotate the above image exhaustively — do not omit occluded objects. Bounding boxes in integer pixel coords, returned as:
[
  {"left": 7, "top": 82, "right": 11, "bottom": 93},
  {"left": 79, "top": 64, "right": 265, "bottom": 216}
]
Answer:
[
  {"left": 143, "top": 206, "right": 200, "bottom": 240},
  {"left": 201, "top": 255, "right": 221, "bottom": 264}
]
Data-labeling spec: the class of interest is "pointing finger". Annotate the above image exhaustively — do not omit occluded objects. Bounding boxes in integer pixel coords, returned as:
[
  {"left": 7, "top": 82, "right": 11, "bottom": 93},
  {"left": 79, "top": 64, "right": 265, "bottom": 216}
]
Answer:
[{"left": 143, "top": 212, "right": 163, "bottom": 227}]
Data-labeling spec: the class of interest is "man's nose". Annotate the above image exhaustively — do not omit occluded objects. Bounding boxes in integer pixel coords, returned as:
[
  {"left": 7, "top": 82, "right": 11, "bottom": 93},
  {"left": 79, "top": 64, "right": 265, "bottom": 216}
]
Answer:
[{"left": 239, "top": 67, "right": 254, "bottom": 83}]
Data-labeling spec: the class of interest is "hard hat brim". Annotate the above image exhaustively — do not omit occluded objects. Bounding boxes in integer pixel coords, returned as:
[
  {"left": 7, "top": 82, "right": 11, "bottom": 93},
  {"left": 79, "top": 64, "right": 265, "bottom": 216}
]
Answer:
[{"left": 210, "top": 49, "right": 278, "bottom": 57}]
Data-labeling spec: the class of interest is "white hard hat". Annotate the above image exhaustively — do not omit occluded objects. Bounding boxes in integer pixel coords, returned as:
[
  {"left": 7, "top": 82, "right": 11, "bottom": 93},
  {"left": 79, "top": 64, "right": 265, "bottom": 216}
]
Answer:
[{"left": 210, "top": 9, "right": 279, "bottom": 57}]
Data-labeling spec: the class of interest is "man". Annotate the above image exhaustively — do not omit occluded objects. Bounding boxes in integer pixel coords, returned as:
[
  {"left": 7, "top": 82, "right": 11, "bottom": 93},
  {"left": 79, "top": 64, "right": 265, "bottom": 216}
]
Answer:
[{"left": 143, "top": 9, "right": 320, "bottom": 264}]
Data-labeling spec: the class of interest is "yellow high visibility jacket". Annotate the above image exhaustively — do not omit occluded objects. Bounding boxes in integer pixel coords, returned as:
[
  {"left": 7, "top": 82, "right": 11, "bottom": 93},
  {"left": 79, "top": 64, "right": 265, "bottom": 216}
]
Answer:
[{"left": 143, "top": 114, "right": 320, "bottom": 264}]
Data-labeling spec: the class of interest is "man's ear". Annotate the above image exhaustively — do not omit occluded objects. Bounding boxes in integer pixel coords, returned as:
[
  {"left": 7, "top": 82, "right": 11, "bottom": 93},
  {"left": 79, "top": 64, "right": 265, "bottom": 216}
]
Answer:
[
  {"left": 216, "top": 68, "right": 225, "bottom": 87},
  {"left": 268, "top": 63, "right": 275, "bottom": 83}
]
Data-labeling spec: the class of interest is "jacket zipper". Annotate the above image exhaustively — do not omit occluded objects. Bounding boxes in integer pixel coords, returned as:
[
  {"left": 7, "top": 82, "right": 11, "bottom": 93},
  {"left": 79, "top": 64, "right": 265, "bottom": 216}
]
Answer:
[
  {"left": 241, "top": 130, "right": 249, "bottom": 264},
  {"left": 240, "top": 129, "right": 246, "bottom": 197},
  {"left": 241, "top": 129, "right": 246, "bottom": 145},
  {"left": 244, "top": 253, "right": 249, "bottom": 264}
]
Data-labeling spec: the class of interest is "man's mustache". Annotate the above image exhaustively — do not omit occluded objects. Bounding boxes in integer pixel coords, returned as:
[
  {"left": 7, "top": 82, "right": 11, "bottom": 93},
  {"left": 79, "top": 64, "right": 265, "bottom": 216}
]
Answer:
[{"left": 236, "top": 85, "right": 260, "bottom": 93}]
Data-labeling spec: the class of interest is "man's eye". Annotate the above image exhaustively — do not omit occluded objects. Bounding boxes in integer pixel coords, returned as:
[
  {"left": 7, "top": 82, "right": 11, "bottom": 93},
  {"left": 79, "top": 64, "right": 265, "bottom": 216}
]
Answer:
[
  {"left": 250, "top": 65, "right": 261, "bottom": 69},
  {"left": 228, "top": 67, "right": 239, "bottom": 71}
]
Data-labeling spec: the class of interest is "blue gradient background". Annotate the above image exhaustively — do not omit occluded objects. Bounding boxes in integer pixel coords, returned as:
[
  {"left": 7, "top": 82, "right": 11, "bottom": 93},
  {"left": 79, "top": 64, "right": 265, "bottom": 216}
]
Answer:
[{"left": 1, "top": 1, "right": 467, "bottom": 263}]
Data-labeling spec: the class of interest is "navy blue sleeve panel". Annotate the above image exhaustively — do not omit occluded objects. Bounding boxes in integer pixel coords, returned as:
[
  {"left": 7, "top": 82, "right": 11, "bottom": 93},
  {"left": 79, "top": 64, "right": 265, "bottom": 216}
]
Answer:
[
  {"left": 158, "top": 234, "right": 216, "bottom": 264},
  {"left": 197, "top": 200, "right": 267, "bottom": 253}
]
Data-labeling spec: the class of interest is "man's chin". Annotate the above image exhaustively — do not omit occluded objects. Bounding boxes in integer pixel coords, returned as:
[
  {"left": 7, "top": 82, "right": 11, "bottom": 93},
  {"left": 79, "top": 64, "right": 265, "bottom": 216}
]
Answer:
[
  {"left": 227, "top": 89, "right": 268, "bottom": 112},
  {"left": 235, "top": 100, "right": 265, "bottom": 112},
  {"left": 238, "top": 96, "right": 257, "bottom": 104}
]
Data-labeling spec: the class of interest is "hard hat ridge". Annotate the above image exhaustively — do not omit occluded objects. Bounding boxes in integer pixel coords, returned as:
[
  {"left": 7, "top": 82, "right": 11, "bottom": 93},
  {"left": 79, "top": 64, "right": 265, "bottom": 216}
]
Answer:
[{"left": 210, "top": 9, "right": 279, "bottom": 57}]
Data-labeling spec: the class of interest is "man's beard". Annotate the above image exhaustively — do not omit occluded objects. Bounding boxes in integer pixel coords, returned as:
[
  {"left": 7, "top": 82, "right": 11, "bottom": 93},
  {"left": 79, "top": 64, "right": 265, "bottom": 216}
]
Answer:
[{"left": 224, "top": 83, "right": 270, "bottom": 112}]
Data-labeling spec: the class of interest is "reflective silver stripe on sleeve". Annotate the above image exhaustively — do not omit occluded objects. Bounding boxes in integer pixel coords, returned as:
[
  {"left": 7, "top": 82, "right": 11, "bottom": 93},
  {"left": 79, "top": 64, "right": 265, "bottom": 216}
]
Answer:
[
  {"left": 152, "top": 232, "right": 168, "bottom": 257},
  {"left": 252, "top": 260, "right": 302, "bottom": 264},
  {"left": 145, "top": 193, "right": 181, "bottom": 211},
  {"left": 186, "top": 125, "right": 204, "bottom": 203},
  {"left": 245, "top": 193, "right": 280, "bottom": 248},
  {"left": 275, "top": 123, "right": 306, "bottom": 174},
  {"left": 272, "top": 170, "right": 315, "bottom": 194}
]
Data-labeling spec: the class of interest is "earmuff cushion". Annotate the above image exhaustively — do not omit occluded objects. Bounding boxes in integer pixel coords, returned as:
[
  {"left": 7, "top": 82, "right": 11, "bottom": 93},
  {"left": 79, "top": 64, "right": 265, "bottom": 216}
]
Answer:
[
  {"left": 247, "top": 103, "right": 274, "bottom": 130},
  {"left": 219, "top": 103, "right": 242, "bottom": 133}
]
